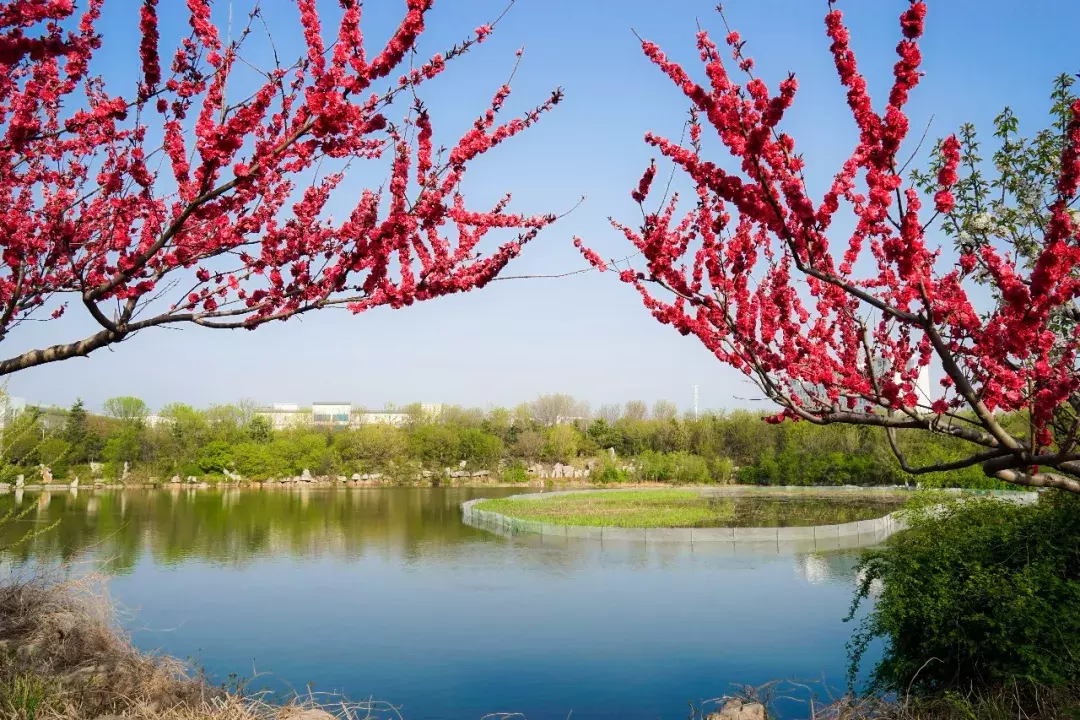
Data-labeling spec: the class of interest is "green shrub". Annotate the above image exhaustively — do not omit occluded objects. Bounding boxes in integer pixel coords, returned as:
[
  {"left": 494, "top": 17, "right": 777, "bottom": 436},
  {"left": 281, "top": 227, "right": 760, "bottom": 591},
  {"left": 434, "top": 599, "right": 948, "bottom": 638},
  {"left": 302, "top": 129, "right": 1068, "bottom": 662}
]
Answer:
[
  {"left": 500, "top": 462, "right": 529, "bottom": 483},
  {"left": 848, "top": 492, "right": 1080, "bottom": 693},
  {"left": 635, "top": 451, "right": 711, "bottom": 484}
]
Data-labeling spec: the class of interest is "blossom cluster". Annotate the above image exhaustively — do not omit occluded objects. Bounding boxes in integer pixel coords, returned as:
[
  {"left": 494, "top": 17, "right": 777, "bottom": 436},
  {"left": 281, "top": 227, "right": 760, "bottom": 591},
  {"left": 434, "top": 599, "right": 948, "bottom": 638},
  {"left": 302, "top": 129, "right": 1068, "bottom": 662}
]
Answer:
[
  {"left": 579, "top": 1, "right": 1080, "bottom": 489},
  {"left": 0, "top": 0, "right": 559, "bottom": 373}
]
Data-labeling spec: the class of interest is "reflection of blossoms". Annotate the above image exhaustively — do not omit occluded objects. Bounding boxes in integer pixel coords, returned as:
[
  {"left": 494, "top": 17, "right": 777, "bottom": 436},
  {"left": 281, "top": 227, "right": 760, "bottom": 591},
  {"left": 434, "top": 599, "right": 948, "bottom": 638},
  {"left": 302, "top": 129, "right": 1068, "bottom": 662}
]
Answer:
[{"left": 795, "top": 554, "right": 831, "bottom": 585}]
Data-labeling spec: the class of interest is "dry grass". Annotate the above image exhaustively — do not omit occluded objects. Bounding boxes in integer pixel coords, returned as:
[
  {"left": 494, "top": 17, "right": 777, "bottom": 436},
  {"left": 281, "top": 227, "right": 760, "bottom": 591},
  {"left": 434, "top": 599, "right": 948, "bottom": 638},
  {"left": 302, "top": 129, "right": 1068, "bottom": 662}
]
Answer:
[
  {"left": 0, "top": 576, "right": 402, "bottom": 720},
  {"left": 698, "top": 679, "right": 1080, "bottom": 720}
]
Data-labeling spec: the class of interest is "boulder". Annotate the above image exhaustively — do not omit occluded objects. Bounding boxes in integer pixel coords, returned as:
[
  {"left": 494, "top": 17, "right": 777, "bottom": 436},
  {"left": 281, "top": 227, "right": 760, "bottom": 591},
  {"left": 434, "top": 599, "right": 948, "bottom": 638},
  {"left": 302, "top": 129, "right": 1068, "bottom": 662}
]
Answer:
[
  {"left": 186, "top": 476, "right": 198, "bottom": 484},
  {"left": 277, "top": 709, "right": 336, "bottom": 720},
  {"left": 301, "top": 468, "right": 313, "bottom": 481},
  {"left": 336, "top": 475, "right": 347, "bottom": 483},
  {"left": 170, "top": 475, "right": 181, "bottom": 484},
  {"left": 351, "top": 473, "right": 362, "bottom": 481},
  {"left": 458, "top": 460, "right": 467, "bottom": 468},
  {"left": 707, "top": 700, "right": 766, "bottom": 720}
]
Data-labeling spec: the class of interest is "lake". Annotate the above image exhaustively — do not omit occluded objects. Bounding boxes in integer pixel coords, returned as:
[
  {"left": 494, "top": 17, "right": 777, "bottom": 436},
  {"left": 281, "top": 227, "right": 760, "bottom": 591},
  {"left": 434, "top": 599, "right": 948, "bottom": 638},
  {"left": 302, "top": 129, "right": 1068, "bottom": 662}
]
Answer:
[{"left": 2, "top": 487, "right": 883, "bottom": 719}]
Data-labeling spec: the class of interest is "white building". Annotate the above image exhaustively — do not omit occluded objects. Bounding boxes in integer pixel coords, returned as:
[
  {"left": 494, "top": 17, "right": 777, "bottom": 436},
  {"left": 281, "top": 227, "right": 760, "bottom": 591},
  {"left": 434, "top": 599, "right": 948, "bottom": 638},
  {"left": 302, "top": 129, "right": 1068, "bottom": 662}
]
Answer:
[
  {"left": 352, "top": 412, "right": 412, "bottom": 428},
  {"left": 312, "top": 401, "right": 351, "bottom": 427},
  {"left": 256, "top": 403, "right": 310, "bottom": 430}
]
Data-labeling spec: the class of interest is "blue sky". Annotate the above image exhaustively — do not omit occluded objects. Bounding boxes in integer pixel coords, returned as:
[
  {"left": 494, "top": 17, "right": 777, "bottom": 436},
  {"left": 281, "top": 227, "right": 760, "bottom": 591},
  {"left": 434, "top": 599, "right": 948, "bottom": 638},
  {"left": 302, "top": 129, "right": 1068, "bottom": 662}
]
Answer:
[{"left": 8, "top": 0, "right": 1080, "bottom": 413}]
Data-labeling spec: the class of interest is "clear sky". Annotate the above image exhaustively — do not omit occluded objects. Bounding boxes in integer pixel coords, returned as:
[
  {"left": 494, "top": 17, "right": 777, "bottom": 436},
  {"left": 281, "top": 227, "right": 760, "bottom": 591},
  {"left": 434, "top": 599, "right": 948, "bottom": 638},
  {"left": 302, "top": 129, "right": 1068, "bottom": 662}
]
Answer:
[{"left": 8, "top": 0, "right": 1080, "bottom": 413}]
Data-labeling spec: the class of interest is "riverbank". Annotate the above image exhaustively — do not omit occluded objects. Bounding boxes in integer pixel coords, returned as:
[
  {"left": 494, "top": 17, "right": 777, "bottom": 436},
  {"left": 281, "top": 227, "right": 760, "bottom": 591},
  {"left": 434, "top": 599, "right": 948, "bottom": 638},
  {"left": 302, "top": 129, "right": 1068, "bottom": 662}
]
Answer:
[
  {"left": 4, "top": 576, "right": 1073, "bottom": 720},
  {"left": 0, "top": 577, "right": 377, "bottom": 720}
]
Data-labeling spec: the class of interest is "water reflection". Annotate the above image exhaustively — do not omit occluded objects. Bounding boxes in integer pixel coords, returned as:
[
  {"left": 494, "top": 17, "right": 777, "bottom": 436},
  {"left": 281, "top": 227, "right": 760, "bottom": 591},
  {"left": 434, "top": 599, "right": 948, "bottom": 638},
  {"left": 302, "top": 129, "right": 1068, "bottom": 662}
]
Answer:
[
  {"left": 1, "top": 487, "right": 534, "bottom": 572},
  {"left": 1, "top": 487, "right": 875, "bottom": 719}
]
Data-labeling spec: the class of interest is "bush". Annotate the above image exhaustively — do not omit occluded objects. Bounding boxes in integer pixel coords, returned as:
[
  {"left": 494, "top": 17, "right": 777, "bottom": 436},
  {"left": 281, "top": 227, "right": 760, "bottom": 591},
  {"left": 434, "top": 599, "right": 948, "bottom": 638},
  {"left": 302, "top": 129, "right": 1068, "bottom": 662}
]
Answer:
[
  {"left": 500, "top": 462, "right": 529, "bottom": 483},
  {"left": 635, "top": 451, "right": 711, "bottom": 484},
  {"left": 592, "top": 451, "right": 629, "bottom": 483},
  {"left": 848, "top": 492, "right": 1080, "bottom": 694}
]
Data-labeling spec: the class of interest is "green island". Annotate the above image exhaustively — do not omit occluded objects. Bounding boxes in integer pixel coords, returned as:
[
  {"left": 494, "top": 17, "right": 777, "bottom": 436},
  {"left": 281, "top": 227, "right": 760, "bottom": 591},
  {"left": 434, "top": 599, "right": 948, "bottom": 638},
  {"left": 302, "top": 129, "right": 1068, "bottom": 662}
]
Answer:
[{"left": 471, "top": 489, "right": 906, "bottom": 528}]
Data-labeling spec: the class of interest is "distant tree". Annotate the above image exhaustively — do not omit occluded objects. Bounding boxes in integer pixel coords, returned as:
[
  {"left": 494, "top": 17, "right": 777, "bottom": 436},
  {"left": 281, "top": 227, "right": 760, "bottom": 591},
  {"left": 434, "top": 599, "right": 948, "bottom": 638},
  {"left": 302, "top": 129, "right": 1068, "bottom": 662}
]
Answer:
[
  {"left": 204, "top": 404, "right": 247, "bottom": 442},
  {"left": 103, "top": 397, "right": 149, "bottom": 426},
  {"left": 513, "top": 430, "right": 545, "bottom": 461},
  {"left": 482, "top": 407, "right": 515, "bottom": 442},
  {"left": 62, "top": 399, "right": 90, "bottom": 464},
  {"left": 597, "top": 404, "right": 622, "bottom": 424},
  {"left": 408, "top": 425, "right": 460, "bottom": 468},
  {"left": 652, "top": 400, "right": 678, "bottom": 422},
  {"left": 459, "top": 428, "right": 503, "bottom": 468},
  {"left": 244, "top": 415, "right": 274, "bottom": 445},
  {"left": 623, "top": 401, "right": 648, "bottom": 421},
  {"left": 531, "top": 394, "right": 584, "bottom": 426},
  {"left": 336, "top": 425, "right": 406, "bottom": 469},
  {"left": 544, "top": 425, "right": 580, "bottom": 463}
]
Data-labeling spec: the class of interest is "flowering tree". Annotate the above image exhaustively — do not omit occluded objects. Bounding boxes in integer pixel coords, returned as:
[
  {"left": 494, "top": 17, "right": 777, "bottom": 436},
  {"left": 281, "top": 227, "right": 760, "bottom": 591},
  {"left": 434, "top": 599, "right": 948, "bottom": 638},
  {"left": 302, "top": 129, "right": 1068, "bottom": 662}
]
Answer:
[
  {"left": 0, "top": 0, "right": 561, "bottom": 375},
  {"left": 578, "top": 1, "right": 1080, "bottom": 493}
]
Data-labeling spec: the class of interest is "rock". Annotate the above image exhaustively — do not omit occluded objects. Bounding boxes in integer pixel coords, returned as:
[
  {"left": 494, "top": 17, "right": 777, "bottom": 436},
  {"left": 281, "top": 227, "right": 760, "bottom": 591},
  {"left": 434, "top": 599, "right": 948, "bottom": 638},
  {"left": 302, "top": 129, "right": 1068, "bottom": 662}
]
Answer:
[
  {"left": 301, "top": 468, "right": 313, "bottom": 481},
  {"left": 421, "top": 470, "right": 433, "bottom": 478},
  {"left": 170, "top": 475, "right": 181, "bottom": 484},
  {"left": 471, "top": 470, "right": 490, "bottom": 478},
  {"left": 277, "top": 709, "right": 336, "bottom": 720},
  {"left": 336, "top": 475, "right": 347, "bottom": 483},
  {"left": 186, "top": 476, "right": 198, "bottom": 484},
  {"left": 351, "top": 473, "right": 362, "bottom": 481},
  {"left": 458, "top": 460, "right": 467, "bottom": 468},
  {"left": 707, "top": 700, "right": 766, "bottom": 720}
]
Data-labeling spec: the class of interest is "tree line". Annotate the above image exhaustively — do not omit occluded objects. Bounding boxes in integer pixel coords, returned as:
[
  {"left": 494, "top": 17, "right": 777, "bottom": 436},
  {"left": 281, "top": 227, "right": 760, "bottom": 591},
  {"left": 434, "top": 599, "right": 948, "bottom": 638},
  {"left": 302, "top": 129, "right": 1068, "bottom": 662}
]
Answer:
[{"left": 3, "top": 394, "right": 1011, "bottom": 488}]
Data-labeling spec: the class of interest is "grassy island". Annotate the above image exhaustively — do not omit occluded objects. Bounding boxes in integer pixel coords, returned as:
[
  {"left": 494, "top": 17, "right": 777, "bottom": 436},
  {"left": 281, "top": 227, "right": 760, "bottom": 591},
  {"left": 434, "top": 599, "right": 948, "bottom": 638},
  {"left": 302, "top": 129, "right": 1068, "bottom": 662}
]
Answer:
[{"left": 472, "top": 489, "right": 906, "bottom": 528}]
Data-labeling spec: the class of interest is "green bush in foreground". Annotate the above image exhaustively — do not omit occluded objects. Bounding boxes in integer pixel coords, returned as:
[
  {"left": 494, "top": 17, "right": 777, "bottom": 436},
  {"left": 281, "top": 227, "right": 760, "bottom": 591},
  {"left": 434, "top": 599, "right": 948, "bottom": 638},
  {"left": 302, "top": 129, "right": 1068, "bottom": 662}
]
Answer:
[{"left": 848, "top": 492, "right": 1080, "bottom": 695}]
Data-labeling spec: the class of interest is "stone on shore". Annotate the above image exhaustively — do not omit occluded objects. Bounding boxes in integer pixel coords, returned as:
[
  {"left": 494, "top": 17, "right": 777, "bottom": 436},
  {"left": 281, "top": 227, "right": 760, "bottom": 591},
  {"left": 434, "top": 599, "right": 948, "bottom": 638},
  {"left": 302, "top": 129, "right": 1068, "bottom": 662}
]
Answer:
[{"left": 707, "top": 699, "right": 766, "bottom": 720}]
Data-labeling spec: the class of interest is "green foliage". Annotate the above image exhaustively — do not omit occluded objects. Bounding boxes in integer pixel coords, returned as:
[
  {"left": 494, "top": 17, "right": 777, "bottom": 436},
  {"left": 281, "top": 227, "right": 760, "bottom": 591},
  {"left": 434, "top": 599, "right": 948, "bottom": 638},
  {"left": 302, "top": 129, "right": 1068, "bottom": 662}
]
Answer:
[
  {"left": 635, "top": 450, "right": 712, "bottom": 484},
  {"left": 500, "top": 461, "right": 529, "bottom": 483},
  {"left": 543, "top": 425, "right": 579, "bottom": 463},
  {"left": 458, "top": 428, "right": 502, "bottom": 468},
  {"left": 61, "top": 399, "right": 90, "bottom": 464},
  {"left": 35, "top": 438, "right": 70, "bottom": 478},
  {"left": 408, "top": 424, "right": 460, "bottom": 467},
  {"left": 0, "top": 393, "right": 1039, "bottom": 488},
  {"left": 849, "top": 493, "right": 1080, "bottom": 693},
  {"left": 196, "top": 441, "right": 234, "bottom": 474},
  {"left": 102, "top": 396, "right": 149, "bottom": 425}
]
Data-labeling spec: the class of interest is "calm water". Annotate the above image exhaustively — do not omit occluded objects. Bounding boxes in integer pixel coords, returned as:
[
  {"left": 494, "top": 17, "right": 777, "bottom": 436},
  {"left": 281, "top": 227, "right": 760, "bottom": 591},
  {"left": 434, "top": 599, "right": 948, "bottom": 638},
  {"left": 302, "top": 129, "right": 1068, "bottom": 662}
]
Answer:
[{"left": 2, "top": 487, "right": 881, "bottom": 719}]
